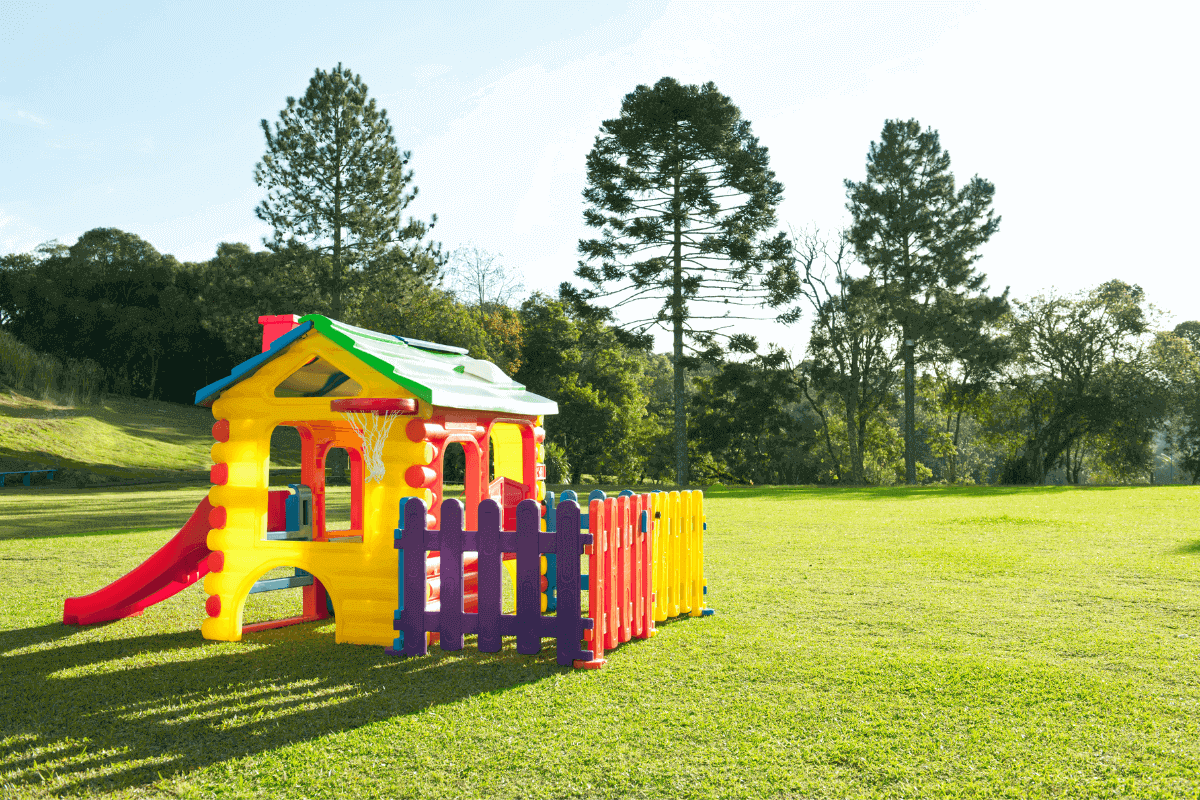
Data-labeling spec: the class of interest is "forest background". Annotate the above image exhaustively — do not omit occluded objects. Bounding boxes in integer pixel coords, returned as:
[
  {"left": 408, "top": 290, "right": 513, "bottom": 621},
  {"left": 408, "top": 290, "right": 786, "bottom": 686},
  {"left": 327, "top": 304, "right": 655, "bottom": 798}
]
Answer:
[
  {"left": 3, "top": 211, "right": 1198, "bottom": 489},
  {"left": 3, "top": 55, "right": 1199, "bottom": 489}
]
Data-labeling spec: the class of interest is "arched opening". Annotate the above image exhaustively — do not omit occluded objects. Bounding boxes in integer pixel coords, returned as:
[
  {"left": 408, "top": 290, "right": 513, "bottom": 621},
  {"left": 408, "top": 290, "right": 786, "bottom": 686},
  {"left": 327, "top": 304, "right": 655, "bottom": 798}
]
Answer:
[
  {"left": 438, "top": 437, "right": 483, "bottom": 527},
  {"left": 443, "top": 440, "right": 466, "bottom": 497},
  {"left": 240, "top": 564, "right": 333, "bottom": 633},
  {"left": 241, "top": 565, "right": 309, "bottom": 627}
]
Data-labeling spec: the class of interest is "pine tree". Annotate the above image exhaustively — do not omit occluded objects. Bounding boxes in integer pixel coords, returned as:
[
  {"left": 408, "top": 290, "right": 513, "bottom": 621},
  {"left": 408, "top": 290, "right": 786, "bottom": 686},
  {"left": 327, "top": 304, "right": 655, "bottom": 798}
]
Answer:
[
  {"left": 845, "top": 119, "right": 1003, "bottom": 484},
  {"left": 574, "top": 77, "right": 790, "bottom": 486},
  {"left": 255, "top": 63, "right": 439, "bottom": 320}
]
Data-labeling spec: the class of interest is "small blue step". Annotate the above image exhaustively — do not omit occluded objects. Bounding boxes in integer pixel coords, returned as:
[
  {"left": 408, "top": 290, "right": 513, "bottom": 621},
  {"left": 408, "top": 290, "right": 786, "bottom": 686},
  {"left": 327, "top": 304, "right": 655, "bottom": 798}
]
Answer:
[{"left": 249, "top": 571, "right": 314, "bottom": 594}]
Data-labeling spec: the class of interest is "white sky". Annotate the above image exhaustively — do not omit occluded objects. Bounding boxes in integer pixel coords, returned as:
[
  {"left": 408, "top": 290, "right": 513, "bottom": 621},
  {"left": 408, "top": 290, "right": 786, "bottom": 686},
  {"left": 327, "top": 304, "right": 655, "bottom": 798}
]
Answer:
[{"left": 2, "top": 1, "right": 1196, "bottom": 356}]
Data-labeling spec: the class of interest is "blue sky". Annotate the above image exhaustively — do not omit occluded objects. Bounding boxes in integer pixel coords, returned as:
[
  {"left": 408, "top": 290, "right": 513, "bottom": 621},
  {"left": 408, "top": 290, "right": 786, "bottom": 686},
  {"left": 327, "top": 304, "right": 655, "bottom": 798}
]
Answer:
[{"left": 2, "top": 1, "right": 1196, "bottom": 354}]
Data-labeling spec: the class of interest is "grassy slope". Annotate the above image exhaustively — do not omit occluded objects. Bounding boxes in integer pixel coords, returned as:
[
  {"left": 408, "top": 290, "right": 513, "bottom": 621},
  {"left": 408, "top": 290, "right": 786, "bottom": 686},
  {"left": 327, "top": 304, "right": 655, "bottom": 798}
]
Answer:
[
  {"left": 0, "top": 392, "right": 216, "bottom": 482},
  {"left": 2, "top": 485, "right": 1199, "bottom": 798}
]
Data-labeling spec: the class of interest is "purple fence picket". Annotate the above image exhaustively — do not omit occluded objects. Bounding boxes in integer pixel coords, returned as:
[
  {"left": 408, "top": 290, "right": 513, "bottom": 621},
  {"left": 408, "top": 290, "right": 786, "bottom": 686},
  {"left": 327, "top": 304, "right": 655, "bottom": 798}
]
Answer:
[
  {"left": 476, "top": 500, "right": 502, "bottom": 652},
  {"left": 439, "top": 500, "right": 466, "bottom": 651},
  {"left": 554, "top": 499, "right": 594, "bottom": 666},
  {"left": 400, "top": 497, "right": 430, "bottom": 657},
  {"left": 516, "top": 500, "right": 542, "bottom": 655}
]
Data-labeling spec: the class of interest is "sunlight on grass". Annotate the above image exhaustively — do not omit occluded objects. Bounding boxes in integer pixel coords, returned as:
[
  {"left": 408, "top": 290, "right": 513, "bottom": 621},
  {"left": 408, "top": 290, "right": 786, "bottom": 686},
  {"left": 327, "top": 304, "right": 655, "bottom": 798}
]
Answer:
[
  {"left": 2, "top": 485, "right": 1200, "bottom": 798},
  {"left": 0, "top": 392, "right": 214, "bottom": 480}
]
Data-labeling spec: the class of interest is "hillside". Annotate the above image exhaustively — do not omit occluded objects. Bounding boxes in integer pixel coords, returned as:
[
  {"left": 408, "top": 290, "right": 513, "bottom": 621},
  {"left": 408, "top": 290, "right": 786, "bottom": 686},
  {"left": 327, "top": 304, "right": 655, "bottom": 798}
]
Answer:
[{"left": 0, "top": 391, "right": 221, "bottom": 486}]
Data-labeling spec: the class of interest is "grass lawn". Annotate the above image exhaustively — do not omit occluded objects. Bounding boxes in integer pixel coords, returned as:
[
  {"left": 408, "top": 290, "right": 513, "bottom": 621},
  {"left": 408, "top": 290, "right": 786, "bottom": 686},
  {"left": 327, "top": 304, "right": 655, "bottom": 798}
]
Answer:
[
  {"left": 0, "top": 393, "right": 215, "bottom": 482},
  {"left": 2, "top": 484, "right": 1199, "bottom": 798}
]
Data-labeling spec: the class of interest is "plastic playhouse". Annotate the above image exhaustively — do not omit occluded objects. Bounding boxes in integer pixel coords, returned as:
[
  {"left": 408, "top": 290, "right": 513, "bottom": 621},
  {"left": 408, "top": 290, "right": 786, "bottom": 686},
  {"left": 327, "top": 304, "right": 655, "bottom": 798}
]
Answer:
[{"left": 63, "top": 314, "right": 710, "bottom": 667}]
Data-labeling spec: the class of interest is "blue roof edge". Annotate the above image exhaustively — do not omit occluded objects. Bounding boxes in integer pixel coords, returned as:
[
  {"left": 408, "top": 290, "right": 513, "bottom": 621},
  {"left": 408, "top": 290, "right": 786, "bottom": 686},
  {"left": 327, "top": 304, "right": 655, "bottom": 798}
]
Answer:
[{"left": 194, "top": 321, "right": 314, "bottom": 407}]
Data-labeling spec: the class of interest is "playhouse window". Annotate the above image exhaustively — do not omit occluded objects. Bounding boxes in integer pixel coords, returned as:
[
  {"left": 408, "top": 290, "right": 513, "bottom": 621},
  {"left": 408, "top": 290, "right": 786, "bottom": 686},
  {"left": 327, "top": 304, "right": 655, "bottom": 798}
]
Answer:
[
  {"left": 323, "top": 447, "right": 355, "bottom": 532},
  {"left": 269, "top": 424, "right": 303, "bottom": 486},
  {"left": 275, "top": 357, "right": 362, "bottom": 398}
]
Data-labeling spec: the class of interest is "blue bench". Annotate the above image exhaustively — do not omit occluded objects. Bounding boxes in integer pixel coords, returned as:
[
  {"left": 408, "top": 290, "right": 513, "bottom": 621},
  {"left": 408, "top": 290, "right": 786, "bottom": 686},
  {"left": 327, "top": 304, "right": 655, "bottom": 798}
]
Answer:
[{"left": 0, "top": 469, "right": 57, "bottom": 487}]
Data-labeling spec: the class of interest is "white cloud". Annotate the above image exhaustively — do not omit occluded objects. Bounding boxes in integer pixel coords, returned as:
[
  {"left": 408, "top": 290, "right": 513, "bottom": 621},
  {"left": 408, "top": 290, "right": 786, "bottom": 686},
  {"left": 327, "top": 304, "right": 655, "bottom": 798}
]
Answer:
[
  {"left": 137, "top": 187, "right": 274, "bottom": 261},
  {"left": 0, "top": 209, "right": 54, "bottom": 254},
  {"left": 15, "top": 109, "right": 47, "bottom": 126},
  {"left": 412, "top": 63, "right": 452, "bottom": 83}
]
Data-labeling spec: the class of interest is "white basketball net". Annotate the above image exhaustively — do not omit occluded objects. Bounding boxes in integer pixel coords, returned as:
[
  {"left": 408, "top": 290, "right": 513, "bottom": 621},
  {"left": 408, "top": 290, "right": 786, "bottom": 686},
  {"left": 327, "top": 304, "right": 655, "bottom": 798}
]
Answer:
[{"left": 340, "top": 410, "right": 398, "bottom": 483}]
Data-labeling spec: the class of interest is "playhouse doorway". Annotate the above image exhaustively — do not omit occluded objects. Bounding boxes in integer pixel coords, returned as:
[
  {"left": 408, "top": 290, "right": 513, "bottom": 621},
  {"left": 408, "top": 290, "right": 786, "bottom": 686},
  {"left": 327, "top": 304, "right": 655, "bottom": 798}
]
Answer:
[
  {"left": 240, "top": 563, "right": 332, "bottom": 633},
  {"left": 438, "top": 438, "right": 484, "bottom": 527},
  {"left": 242, "top": 565, "right": 308, "bottom": 626}
]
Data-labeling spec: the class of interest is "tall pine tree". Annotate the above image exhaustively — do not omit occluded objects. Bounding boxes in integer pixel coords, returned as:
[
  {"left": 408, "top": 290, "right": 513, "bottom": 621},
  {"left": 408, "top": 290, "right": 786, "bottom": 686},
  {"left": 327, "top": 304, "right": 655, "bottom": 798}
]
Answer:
[
  {"left": 845, "top": 119, "right": 1003, "bottom": 483},
  {"left": 574, "top": 77, "right": 790, "bottom": 486},
  {"left": 255, "top": 63, "right": 439, "bottom": 320}
]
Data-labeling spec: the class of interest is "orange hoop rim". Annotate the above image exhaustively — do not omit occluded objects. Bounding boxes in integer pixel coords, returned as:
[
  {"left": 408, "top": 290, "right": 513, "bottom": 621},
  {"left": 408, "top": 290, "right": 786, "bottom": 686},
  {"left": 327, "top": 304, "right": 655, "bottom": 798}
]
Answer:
[{"left": 330, "top": 398, "right": 419, "bottom": 416}]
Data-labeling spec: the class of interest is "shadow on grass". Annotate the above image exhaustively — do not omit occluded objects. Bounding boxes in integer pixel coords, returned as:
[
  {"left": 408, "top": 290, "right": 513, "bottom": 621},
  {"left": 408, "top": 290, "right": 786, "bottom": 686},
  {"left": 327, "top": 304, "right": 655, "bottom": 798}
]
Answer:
[
  {"left": 1173, "top": 540, "right": 1200, "bottom": 555},
  {"left": 0, "top": 620, "right": 577, "bottom": 795},
  {"left": 0, "top": 491, "right": 209, "bottom": 541}
]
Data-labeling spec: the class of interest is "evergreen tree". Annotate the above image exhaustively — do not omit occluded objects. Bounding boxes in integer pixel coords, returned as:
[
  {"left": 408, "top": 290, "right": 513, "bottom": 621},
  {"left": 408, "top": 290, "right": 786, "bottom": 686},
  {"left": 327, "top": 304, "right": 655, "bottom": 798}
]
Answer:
[
  {"left": 845, "top": 119, "right": 1004, "bottom": 483},
  {"left": 255, "top": 63, "right": 440, "bottom": 320},
  {"left": 574, "top": 77, "right": 790, "bottom": 486}
]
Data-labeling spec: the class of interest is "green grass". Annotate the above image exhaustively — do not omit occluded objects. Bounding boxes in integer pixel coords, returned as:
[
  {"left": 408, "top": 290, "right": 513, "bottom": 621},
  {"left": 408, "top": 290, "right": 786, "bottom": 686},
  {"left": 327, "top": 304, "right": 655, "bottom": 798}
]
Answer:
[
  {"left": 0, "top": 392, "right": 215, "bottom": 483},
  {"left": 3, "top": 484, "right": 1200, "bottom": 798}
]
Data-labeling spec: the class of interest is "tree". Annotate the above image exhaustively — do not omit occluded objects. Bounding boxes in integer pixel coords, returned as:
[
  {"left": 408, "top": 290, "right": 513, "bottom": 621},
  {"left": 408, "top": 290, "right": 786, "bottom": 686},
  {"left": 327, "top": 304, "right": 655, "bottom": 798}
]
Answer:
[
  {"left": 778, "top": 229, "right": 903, "bottom": 484},
  {"left": 4, "top": 228, "right": 207, "bottom": 402},
  {"left": 194, "top": 241, "right": 332, "bottom": 369},
  {"left": 354, "top": 279, "right": 522, "bottom": 376},
  {"left": 689, "top": 337, "right": 820, "bottom": 485},
  {"left": 516, "top": 294, "right": 653, "bottom": 484},
  {"left": 445, "top": 245, "right": 525, "bottom": 321},
  {"left": 255, "top": 63, "right": 440, "bottom": 320},
  {"left": 845, "top": 119, "right": 1004, "bottom": 484},
  {"left": 0, "top": 251, "right": 39, "bottom": 328},
  {"left": 573, "top": 77, "right": 791, "bottom": 486},
  {"left": 917, "top": 294, "right": 1013, "bottom": 483},
  {"left": 1173, "top": 320, "right": 1200, "bottom": 353},
  {"left": 1156, "top": 325, "right": 1200, "bottom": 483},
  {"left": 1000, "top": 281, "right": 1168, "bottom": 484}
]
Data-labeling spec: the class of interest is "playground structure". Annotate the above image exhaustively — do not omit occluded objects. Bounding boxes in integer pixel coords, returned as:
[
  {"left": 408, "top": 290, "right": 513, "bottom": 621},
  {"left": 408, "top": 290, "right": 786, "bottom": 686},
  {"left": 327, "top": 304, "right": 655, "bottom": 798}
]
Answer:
[
  {"left": 393, "top": 487, "right": 709, "bottom": 669},
  {"left": 62, "top": 313, "right": 711, "bottom": 666}
]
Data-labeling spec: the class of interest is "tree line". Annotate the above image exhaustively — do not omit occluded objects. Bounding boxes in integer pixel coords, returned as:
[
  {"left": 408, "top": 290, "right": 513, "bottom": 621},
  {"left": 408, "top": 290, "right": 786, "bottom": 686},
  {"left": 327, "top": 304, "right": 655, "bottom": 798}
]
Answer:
[{"left": 2, "top": 65, "right": 1197, "bottom": 485}]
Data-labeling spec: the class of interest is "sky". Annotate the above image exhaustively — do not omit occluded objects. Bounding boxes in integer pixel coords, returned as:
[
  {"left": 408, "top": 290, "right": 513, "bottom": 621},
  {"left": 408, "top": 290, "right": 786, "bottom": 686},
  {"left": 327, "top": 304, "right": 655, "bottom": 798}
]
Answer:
[{"left": 2, "top": 0, "right": 1196, "bottom": 356}]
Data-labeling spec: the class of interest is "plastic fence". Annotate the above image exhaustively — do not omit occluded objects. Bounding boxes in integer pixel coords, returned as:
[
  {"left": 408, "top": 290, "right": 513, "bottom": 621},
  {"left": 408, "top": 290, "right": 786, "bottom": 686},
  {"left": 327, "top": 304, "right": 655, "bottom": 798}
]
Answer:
[{"left": 390, "top": 497, "right": 596, "bottom": 667}]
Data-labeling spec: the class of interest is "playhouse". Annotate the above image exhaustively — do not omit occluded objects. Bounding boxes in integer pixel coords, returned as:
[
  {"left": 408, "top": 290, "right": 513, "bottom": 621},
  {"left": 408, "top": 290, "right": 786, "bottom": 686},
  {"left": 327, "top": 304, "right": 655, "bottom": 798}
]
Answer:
[
  {"left": 63, "top": 312, "right": 711, "bottom": 666},
  {"left": 195, "top": 313, "right": 556, "bottom": 646}
]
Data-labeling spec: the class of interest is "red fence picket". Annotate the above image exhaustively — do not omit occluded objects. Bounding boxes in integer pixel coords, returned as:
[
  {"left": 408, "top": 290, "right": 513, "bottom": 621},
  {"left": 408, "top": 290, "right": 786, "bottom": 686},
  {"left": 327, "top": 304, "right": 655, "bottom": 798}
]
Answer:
[{"left": 577, "top": 492, "right": 657, "bottom": 669}]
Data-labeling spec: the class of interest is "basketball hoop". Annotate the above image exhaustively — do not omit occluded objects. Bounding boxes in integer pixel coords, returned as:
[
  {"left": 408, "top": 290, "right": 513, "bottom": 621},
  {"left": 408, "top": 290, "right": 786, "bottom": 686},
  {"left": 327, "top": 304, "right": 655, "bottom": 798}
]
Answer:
[{"left": 331, "top": 399, "right": 418, "bottom": 482}]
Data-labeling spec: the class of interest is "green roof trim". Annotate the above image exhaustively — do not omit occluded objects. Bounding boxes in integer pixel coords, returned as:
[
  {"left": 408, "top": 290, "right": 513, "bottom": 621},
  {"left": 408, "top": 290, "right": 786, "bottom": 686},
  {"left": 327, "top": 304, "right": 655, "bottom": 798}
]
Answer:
[{"left": 299, "top": 315, "right": 557, "bottom": 417}]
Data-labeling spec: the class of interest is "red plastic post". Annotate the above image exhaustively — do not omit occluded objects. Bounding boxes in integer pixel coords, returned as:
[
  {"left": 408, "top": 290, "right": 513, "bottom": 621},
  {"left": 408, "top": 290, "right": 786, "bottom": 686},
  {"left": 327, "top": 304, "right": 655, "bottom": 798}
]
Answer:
[{"left": 258, "top": 314, "right": 301, "bottom": 353}]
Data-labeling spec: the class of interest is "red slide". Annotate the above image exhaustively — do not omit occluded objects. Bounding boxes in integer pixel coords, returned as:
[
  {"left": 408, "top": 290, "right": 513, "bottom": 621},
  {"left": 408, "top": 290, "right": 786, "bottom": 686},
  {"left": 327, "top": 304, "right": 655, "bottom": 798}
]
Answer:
[{"left": 63, "top": 497, "right": 214, "bottom": 625}]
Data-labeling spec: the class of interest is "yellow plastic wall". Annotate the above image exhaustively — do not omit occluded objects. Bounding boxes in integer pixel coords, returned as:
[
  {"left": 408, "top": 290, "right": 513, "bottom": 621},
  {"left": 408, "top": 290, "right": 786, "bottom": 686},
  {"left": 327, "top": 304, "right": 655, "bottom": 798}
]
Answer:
[{"left": 203, "top": 333, "right": 428, "bottom": 646}]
